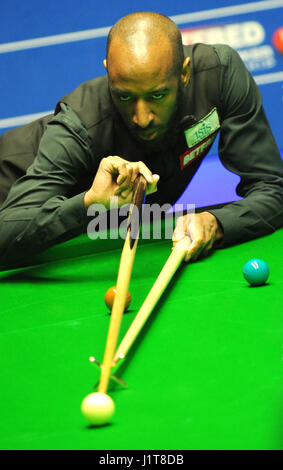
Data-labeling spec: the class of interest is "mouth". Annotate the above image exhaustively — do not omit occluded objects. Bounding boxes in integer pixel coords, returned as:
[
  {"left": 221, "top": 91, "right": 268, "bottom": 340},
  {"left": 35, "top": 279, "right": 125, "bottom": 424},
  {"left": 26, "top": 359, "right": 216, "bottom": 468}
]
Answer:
[{"left": 136, "top": 129, "right": 159, "bottom": 141}]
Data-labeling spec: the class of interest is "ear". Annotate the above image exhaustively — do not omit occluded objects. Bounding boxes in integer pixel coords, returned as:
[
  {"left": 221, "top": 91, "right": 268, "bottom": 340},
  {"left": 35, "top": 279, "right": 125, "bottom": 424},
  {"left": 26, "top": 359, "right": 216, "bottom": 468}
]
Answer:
[
  {"left": 181, "top": 57, "right": 191, "bottom": 87},
  {"left": 103, "top": 59, "right": 108, "bottom": 70}
]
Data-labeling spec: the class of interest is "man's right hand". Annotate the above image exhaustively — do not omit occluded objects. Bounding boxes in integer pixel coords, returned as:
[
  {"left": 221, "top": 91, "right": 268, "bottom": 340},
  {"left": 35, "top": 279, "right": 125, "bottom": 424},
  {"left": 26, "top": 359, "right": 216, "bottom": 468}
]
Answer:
[{"left": 84, "top": 156, "right": 159, "bottom": 209}]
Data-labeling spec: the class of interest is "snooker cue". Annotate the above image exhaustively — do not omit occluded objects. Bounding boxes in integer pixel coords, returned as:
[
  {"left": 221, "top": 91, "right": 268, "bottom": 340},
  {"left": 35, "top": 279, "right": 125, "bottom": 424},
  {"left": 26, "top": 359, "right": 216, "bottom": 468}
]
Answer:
[
  {"left": 97, "top": 175, "right": 147, "bottom": 394},
  {"left": 112, "top": 236, "right": 190, "bottom": 367}
]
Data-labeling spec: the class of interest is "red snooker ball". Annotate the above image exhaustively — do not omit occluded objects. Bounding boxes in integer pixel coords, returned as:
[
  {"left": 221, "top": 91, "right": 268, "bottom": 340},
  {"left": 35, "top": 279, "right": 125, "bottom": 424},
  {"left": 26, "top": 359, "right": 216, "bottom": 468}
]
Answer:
[
  {"left": 104, "top": 286, "right": 131, "bottom": 312},
  {"left": 272, "top": 27, "right": 283, "bottom": 54}
]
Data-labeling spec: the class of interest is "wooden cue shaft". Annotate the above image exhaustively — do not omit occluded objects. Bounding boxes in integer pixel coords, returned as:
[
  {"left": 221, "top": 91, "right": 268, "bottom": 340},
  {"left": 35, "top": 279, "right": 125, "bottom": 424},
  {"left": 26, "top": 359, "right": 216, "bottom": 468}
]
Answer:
[
  {"left": 112, "top": 236, "right": 190, "bottom": 366},
  {"left": 98, "top": 229, "right": 139, "bottom": 394}
]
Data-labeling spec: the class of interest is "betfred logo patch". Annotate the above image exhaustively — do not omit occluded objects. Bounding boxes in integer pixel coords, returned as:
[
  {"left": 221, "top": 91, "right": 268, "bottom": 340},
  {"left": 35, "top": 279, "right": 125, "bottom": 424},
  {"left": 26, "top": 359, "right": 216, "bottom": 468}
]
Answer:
[{"left": 180, "top": 133, "right": 217, "bottom": 170}]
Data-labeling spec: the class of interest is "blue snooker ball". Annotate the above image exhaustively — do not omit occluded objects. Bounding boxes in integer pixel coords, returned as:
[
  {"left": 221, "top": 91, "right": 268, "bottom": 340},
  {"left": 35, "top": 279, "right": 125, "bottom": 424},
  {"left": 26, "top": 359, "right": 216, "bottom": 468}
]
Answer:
[{"left": 243, "top": 259, "right": 269, "bottom": 286}]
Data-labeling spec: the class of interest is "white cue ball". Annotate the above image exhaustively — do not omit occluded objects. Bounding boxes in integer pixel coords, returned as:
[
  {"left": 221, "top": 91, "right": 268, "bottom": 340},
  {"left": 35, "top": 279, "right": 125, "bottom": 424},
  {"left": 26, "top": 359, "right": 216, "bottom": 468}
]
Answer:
[{"left": 81, "top": 392, "right": 115, "bottom": 426}]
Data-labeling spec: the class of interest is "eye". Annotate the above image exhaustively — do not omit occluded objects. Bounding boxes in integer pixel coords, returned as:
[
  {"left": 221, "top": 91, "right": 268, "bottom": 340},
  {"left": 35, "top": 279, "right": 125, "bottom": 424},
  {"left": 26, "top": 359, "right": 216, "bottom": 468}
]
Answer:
[
  {"left": 119, "top": 95, "right": 132, "bottom": 102},
  {"left": 151, "top": 93, "right": 166, "bottom": 101}
]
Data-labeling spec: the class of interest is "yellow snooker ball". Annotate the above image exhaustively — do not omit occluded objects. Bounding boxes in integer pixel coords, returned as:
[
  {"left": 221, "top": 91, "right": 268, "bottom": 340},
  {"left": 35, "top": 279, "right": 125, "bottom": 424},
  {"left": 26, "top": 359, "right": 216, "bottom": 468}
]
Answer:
[{"left": 81, "top": 392, "right": 115, "bottom": 426}]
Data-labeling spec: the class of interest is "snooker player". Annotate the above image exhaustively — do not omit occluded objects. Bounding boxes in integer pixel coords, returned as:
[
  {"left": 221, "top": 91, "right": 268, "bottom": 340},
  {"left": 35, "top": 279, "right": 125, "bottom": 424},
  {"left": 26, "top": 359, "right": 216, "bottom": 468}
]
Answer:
[{"left": 0, "top": 12, "right": 283, "bottom": 267}]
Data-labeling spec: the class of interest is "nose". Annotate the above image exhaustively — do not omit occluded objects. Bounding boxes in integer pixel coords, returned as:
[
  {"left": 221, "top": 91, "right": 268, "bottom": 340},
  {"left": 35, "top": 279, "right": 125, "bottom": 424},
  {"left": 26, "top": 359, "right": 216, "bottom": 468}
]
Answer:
[{"left": 132, "top": 99, "right": 154, "bottom": 128}]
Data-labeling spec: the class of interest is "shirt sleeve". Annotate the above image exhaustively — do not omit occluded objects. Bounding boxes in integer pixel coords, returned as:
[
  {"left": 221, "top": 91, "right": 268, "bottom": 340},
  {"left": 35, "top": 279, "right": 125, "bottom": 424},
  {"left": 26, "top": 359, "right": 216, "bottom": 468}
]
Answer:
[
  {"left": 0, "top": 103, "right": 93, "bottom": 267},
  {"left": 208, "top": 45, "right": 283, "bottom": 246}
]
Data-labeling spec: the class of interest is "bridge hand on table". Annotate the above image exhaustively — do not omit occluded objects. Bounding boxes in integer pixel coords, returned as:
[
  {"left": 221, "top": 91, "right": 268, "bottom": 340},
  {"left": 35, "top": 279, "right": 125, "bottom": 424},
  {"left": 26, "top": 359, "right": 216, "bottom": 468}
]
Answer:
[{"left": 172, "top": 212, "right": 223, "bottom": 262}]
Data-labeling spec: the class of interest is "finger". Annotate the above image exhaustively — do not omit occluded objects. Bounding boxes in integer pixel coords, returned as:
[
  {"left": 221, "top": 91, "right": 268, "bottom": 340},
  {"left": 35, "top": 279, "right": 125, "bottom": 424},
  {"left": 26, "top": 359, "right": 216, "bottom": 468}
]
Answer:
[
  {"left": 185, "top": 245, "right": 203, "bottom": 262},
  {"left": 186, "top": 223, "right": 217, "bottom": 260},
  {"left": 102, "top": 157, "right": 133, "bottom": 188},
  {"left": 182, "top": 237, "right": 202, "bottom": 262},
  {"left": 172, "top": 216, "right": 187, "bottom": 243},
  {"left": 108, "top": 158, "right": 155, "bottom": 189},
  {"left": 204, "top": 237, "right": 215, "bottom": 253},
  {"left": 116, "top": 163, "right": 133, "bottom": 186},
  {"left": 119, "top": 188, "right": 133, "bottom": 200},
  {"left": 117, "top": 167, "right": 145, "bottom": 200},
  {"left": 102, "top": 156, "right": 125, "bottom": 176},
  {"left": 198, "top": 236, "right": 216, "bottom": 258},
  {"left": 184, "top": 220, "right": 205, "bottom": 261},
  {"left": 146, "top": 174, "right": 160, "bottom": 195},
  {"left": 134, "top": 161, "right": 154, "bottom": 185},
  {"left": 184, "top": 248, "right": 194, "bottom": 263},
  {"left": 119, "top": 167, "right": 158, "bottom": 198}
]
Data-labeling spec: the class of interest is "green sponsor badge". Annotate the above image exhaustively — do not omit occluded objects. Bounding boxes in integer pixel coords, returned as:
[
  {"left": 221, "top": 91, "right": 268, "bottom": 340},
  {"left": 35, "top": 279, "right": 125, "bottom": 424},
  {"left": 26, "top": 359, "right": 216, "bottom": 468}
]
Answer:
[{"left": 184, "top": 108, "right": 220, "bottom": 148}]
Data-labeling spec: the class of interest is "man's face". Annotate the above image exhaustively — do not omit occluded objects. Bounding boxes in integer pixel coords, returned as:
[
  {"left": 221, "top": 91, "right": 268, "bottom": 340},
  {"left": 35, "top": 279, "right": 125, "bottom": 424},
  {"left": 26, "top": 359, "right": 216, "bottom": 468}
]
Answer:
[{"left": 105, "top": 37, "right": 188, "bottom": 145}]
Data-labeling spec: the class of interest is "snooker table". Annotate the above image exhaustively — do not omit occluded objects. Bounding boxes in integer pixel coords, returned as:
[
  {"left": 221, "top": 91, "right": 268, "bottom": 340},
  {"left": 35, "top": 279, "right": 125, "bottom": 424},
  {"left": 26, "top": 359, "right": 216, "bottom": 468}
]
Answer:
[{"left": 0, "top": 215, "right": 282, "bottom": 451}]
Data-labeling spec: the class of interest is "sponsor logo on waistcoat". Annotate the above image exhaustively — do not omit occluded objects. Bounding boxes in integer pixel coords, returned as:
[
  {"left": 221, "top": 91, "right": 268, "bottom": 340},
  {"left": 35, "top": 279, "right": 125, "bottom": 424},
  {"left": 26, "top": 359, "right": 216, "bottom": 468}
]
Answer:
[{"left": 180, "top": 108, "right": 220, "bottom": 170}]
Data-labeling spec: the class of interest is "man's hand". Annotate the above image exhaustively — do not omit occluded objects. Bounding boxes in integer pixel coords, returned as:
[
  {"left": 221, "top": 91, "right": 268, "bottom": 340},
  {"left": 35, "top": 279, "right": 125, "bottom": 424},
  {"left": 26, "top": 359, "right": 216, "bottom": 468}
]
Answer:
[
  {"left": 172, "top": 212, "right": 223, "bottom": 261},
  {"left": 84, "top": 156, "right": 159, "bottom": 209}
]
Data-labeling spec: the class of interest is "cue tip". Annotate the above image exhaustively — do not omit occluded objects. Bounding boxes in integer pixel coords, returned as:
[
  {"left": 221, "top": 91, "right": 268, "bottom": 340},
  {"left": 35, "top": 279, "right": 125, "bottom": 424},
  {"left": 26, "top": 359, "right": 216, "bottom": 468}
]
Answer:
[{"left": 89, "top": 356, "right": 99, "bottom": 365}]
